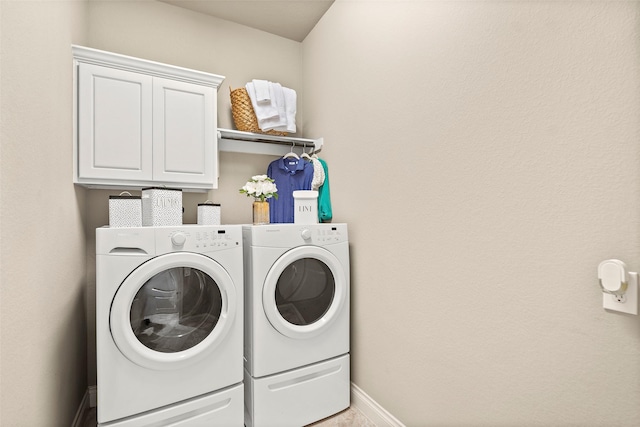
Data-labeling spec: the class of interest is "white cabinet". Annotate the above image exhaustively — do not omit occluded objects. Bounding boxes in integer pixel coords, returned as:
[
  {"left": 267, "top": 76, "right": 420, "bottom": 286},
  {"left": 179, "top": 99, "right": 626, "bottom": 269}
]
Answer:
[
  {"left": 77, "top": 63, "right": 153, "bottom": 182},
  {"left": 73, "top": 46, "right": 224, "bottom": 190},
  {"left": 152, "top": 77, "right": 215, "bottom": 185}
]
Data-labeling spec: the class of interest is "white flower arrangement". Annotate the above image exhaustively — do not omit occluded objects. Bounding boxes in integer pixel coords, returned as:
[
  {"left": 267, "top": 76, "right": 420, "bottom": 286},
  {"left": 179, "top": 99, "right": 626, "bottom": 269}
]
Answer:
[{"left": 240, "top": 175, "right": 278, "bottom": 202}]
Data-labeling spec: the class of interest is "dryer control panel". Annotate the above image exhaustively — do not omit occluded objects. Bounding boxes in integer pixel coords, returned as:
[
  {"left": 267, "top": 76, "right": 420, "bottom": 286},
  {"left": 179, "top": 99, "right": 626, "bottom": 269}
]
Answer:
[
  {"left": 300, "top": 226, "right": 345, "bottom": 244},
  {"left": 243, "top": 223, "right": 348, "bottom": 248}
]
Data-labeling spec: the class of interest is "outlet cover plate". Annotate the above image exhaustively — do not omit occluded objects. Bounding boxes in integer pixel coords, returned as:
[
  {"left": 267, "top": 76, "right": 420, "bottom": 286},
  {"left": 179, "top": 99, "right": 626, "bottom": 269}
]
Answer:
[{"left": 603, "top": 271, "right": 638, "bottom": 315}]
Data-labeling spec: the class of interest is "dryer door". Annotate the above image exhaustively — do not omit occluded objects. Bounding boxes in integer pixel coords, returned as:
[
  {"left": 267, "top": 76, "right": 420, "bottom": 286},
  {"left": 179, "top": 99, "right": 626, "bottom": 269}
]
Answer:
[
  {"left": 110, "top": 252, "right": 236, "bottom": 370},
  {"left": 262, "top": 246, "right": 347, "bottom": 339}
]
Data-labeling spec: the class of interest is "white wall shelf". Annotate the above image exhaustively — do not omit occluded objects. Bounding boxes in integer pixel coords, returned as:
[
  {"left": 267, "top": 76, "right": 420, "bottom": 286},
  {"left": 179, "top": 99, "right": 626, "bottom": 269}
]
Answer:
[{"left": 218, "top": 128, "right": 323, "bottom": 156}]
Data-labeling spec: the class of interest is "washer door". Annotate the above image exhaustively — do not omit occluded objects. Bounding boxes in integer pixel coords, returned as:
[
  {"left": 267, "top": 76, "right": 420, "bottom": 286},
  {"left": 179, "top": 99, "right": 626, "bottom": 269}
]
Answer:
[
  {"left": 262, "top": 246, "right": 347, "bottom": 339},
  {"left": 110, "top": 252, "right": 236, "bottom": 370}
]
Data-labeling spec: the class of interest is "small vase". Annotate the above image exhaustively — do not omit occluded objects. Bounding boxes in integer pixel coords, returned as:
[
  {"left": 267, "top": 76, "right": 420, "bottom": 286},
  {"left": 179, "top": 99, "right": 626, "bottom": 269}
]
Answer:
[{"left": 253, "top": 200, "right": 270, "bottom": 225}]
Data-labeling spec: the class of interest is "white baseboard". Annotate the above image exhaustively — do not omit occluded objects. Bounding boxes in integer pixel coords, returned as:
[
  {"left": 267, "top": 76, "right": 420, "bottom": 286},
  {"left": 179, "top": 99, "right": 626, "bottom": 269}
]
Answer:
[
  {"left": 351, "top": 382, "right": 405, "bottom": 427},
  {"left": 72, "top": 385, "right": 97, "bottom": 427},
  {"left": 71, "top": 388, "right": 91, "bottom": 427},
  {"left": 88, "top": 385, "right": 97, "bottom": 408}
]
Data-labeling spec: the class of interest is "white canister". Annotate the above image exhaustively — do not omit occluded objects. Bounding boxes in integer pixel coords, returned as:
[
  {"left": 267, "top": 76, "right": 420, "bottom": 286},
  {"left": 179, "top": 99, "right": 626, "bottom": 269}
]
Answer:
[
  {"left": 109, "top": 192, "right": 142, "bottom": 227},
  {"left": 141, "top": 187, "right": 183, "bottom": 226},
  {"left": 293, "top": 190, "right": 318, "bottom": 224},
  {"left": 197, "top": 202, "right": 221, "bottom": 225}
]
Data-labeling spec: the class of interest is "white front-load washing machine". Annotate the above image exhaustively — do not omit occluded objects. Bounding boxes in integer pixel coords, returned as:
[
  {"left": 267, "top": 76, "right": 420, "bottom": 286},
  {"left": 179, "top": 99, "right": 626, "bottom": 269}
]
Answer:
[
  {"left": 243, "top": 223, "right": 350, "bottom": 427},
  {"left": 95, "top": 225, "right": 244, "bottom": 426}
]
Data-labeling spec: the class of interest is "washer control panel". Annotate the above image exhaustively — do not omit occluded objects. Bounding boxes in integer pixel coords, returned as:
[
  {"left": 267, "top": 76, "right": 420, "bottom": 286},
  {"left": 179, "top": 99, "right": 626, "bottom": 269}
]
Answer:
[
  {"left": 193, "top": 229, "right": 237, "bottom": 249},
  {"left": 156, "top": 225, "right": 242, "bottom": 253}
]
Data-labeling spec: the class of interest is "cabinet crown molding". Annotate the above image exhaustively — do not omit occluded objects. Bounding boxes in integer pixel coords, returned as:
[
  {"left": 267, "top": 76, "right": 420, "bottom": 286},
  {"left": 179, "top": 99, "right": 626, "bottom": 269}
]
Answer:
[{"left": 72, "top": 45, "right": 225, "bottom": 88}]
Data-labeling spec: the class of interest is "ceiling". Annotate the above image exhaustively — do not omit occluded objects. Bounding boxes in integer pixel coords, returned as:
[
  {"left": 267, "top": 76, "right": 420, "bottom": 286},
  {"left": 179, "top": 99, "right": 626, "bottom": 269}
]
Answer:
[{"left": 158, "top": 0, "right": 335, "bottom": 42}]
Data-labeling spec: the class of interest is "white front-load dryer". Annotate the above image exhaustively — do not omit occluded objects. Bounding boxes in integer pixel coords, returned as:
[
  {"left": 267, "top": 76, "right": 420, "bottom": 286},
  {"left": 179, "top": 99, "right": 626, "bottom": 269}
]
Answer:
[
  {"left": 96, "top": 225, "right": 244, "bottom": 426},
  {"left": 243, "top": 223, "right": 350, "bottom": 427}
]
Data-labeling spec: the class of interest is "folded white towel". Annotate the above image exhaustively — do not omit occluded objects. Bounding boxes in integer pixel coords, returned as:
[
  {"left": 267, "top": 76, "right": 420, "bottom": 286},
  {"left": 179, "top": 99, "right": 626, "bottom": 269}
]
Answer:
[
  {"left": 246, "top": 81, "right": 297, "bottom": 133},
  {"left": 272, "top": 87, "right": 297, "bottom": 133},
  {"left": 259, "top": 83, "right": 288, "bottom": 131},
  {"left": 245, "top": 82, "right": 279, "bottom": 122},
  {"left": 253, "top": 79, "right": 271, "bottom": 103}
]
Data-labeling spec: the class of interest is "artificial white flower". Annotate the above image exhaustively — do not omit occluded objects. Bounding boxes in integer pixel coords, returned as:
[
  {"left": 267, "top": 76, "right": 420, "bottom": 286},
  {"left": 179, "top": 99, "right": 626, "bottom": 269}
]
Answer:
[{"left": 240, "top": 175, "right": 279, "bottom": 202}]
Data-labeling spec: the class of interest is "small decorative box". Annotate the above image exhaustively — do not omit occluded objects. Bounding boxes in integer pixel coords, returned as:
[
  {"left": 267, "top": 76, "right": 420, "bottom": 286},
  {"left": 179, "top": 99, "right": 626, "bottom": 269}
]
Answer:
[
  {"left": 109, "top": 192, "right": 142, "bottom": 227},
  {"left": 293, "top": 190, "right": 318, "bottom": 225},
  {"left": 141, "top": 187, "right": 183, "bottom": 226},
  {"left": 197, "top": 201, "right": 221, "bottom": 225}
]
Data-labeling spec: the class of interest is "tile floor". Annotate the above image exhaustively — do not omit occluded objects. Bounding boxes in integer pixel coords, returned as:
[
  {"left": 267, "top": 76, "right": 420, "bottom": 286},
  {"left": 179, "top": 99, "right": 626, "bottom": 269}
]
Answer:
[
  {"left": 310, "top": 407, "right": 376, "bottom": 427},
  {"left": 83, "top": 405, "right": 375, "bottom": 426}
]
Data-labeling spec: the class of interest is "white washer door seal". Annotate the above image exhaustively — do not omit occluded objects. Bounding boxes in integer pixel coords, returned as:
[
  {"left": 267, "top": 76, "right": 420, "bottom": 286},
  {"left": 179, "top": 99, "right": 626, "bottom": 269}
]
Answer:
[{"left": 110, "top": 252, "right": 236, "bottom": 370}]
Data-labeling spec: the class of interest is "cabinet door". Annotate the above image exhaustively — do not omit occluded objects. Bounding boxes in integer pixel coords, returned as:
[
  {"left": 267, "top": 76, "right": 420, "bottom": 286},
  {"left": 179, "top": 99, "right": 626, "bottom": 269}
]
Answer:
[
  {"left": 152, "top": 77, "right": 216, "bottom": 186},
  {"left": 78, "top": 63, "right": 153, "bottom": 181}
]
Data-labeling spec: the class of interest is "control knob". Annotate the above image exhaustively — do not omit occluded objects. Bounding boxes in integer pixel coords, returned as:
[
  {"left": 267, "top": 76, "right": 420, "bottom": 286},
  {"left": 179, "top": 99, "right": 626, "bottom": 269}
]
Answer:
[
  {"left": 171, "top": 232, "right": 187, "bottom": 246},
  {"left": 301, "top": 229, "right": 311, "bottom": 240}
]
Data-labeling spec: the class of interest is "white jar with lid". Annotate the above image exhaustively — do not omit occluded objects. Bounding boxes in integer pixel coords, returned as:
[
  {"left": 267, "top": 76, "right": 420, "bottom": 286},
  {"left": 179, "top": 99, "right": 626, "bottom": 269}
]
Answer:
[
  {"left": 109, "top": 192, "right": 142, "bottom": 227},
  {"left": 197, "top": 201, "right": 221, "bottom": 225},
  {"left": 293, "top": 190, "right": 318, "bottom": 224}
]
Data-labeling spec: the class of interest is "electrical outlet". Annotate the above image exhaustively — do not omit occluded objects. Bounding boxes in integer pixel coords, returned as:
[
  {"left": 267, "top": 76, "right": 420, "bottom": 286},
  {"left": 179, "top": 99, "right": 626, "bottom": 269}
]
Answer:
[{"left": 603, "top": 271, "right": 638, "bottom": 315}]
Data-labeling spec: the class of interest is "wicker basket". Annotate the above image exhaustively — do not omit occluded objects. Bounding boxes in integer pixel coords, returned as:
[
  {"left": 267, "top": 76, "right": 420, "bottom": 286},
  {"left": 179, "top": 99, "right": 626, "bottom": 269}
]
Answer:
[{"left": 230, "top": 87, "right": 287, "bottom": 136}]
